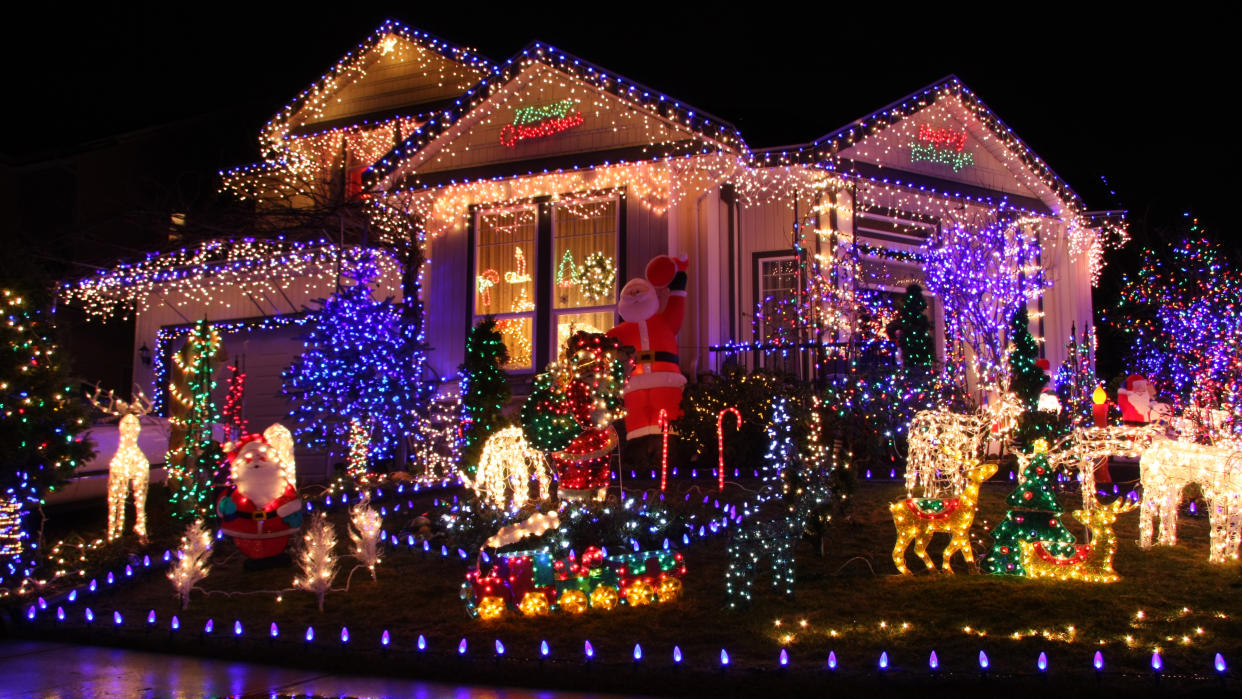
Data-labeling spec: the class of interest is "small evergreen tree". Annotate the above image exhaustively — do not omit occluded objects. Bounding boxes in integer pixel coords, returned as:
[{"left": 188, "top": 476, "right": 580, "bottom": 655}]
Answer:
[
  {"left": 458, "top": 318, "right": 510, "bottom": 475},
  {"left": 283, "top": 251, "right": 432, "bottom": 472},
  {"left": 1, "top": 286, "right": 94, "bottom": 586},
  {"left": 893, "top": 284, "right": 935, "bottom": 372},
  {"left": 1007, "top": 305, "right": 1052, "bottom": 449}
]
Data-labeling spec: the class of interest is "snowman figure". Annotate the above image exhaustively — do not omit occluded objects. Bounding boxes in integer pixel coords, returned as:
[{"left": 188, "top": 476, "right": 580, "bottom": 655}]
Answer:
[{"left": 217, "top": 427, "right": 302, "bottom": 566}]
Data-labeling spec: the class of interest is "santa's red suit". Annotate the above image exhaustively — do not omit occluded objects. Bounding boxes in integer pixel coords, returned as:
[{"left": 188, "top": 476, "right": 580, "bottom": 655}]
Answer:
[
  {"left": 218, "top": 484, "right": 303, "bottom": 559},
  {"left": 1118, "top": 374, "right": 1153, "bottom": 424},
  {"left": 606, "top": 255, "right": 688, "bottom": 439}
]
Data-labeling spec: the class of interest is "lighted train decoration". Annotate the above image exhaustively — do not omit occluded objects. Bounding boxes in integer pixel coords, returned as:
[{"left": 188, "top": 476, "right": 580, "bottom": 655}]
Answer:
[{"left": 463, "top": 545, "right": 685, "bottom": 619}]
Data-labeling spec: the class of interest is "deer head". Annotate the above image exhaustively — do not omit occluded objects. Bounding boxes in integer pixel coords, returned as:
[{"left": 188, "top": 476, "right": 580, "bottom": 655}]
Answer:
[{"left": 86, "top": 383, "right": 154, "bottom": 420}]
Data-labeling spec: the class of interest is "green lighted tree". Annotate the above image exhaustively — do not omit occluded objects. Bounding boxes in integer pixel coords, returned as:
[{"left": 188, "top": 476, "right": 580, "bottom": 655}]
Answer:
[
  {"left": 893, "top": 284, "right": 935, "bottom": 373},
  {"left": 165, "top": 320, "right": 224, "bottom": 521},
  {"left": 983, "top": 445, "right": 1077, "bottom": 575},
  {"left": 459, "top": 318, "right": 510, "bottom": 476},
  {"left": 1007, "top": 305, "right": 1054, "bottom": 449}
]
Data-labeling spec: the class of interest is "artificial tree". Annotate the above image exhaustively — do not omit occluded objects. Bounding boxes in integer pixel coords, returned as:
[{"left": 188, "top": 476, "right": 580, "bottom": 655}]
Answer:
[
  {"left": 893, "top": 283, "right": 935, "bottom": 374},
  {"left": 982, "top": 441, "right": 1077, "bottom": 575}
]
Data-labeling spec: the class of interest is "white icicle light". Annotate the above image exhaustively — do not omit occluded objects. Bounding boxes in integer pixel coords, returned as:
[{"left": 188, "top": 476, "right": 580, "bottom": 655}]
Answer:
[
  {"left": 166, "top": 519, "right": 213, "bottom": 609},
  {"left": 293, "top": 511, "right": 339, "bottom": 611},
  {"left": 348, "top": 493, "right": 384, "bottom": 580}
]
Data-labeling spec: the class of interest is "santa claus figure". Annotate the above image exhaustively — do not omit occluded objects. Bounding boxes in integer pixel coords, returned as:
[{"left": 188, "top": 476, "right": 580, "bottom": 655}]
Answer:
[
  {"left": 1118, "top": 374, "right": 1154, "bottom": 424},
  {"left": 606, "top": 255, "right": 689, "bottom": 440},
  {"left": 217, "top": 427, "right": 302, "bottom": 565}
]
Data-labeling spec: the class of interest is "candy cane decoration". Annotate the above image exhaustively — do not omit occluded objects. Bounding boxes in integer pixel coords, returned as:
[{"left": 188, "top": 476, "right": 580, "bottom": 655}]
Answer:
[
  {"left": 717, "top": 407, "right": 742, "bottom": 492},
  {"left": 659, "top": 409, "right": 670, "bottom": 493},
  {"left": 476, "top": 269, "right": 500, "bottom": 307}
]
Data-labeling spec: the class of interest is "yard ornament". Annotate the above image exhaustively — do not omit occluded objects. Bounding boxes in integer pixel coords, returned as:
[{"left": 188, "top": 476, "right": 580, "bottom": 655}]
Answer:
[
  {"left": 217, "top": 427, "right": 302, "bottom": 565},
  {"left": 606, "top": 254, "right": 689, "bottom": 440},
  {"left": 86, "top": 385, "right": 154, "bottom": 544},
  {"left": 1118, "top": 374, "right": 1154, "bottom": 424}
]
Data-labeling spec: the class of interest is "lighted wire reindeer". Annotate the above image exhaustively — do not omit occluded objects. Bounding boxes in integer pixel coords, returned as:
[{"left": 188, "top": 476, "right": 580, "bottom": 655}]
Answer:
[
  {"left": 891, "top": 458, "right": 997, "bottom": 574},
  {"left": 87, "top": 385, "right": 154, "bottom": 544},
  {"left": 1018, "top": 497, "right": 1138, "bottom": 582},
  {"left": 905, "top": 394, "right": 1020, "bottom": 498}
]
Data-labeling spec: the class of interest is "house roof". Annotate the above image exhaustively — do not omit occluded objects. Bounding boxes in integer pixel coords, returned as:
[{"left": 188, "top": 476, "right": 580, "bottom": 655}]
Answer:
[
  {"left": 364, "top": 41, "right": 747, "bottom": 189},
  {"left": 259, "top": 20, "right": 493, "bottom": 152},
  {"left": 751, "top": 75, "right": 1085, "bottom": 212}
]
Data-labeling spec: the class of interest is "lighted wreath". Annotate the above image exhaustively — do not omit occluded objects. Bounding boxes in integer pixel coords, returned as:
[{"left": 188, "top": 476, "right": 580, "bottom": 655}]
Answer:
[{"left": 572, "top": 252, "right": 616, "bottom": 302}]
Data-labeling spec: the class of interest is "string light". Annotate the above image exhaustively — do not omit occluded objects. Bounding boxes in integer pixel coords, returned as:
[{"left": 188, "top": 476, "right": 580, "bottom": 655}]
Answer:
[
  {"left": 165, "top": 320, "right": 222, "bottom": 521},
  {"left": 84, "top": 387, "right": 153, "bottom": 544},
  {"left": 717, "top": 407, "right": 742, "bottom": 492},
  {"left": 461, "top": 426, "right": 550, "bottom": 512},
  {"left": 1139, "top": 439, "right": 1242, "bottom": 563}
]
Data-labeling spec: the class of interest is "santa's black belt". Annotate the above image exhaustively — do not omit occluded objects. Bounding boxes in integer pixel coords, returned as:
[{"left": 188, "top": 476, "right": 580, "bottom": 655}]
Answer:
[
  {"left": 635, "top": 350, "right": 679, "bottom": 364},
  {"left": 251, "top": 510, "right": 273, "bottom": 521}
]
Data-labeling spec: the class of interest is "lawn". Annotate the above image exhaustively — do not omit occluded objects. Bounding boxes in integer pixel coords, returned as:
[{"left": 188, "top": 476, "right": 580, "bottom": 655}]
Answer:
[{"left": 10, "top": 474, "right": 1242, "bottom": 698}]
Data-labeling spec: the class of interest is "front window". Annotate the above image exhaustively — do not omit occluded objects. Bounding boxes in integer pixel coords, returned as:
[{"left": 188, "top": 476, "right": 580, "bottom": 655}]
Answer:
[
  {"left": 756, "top": 254, "right": 800, "bottom": 372},
  {"left": 473, "top": 194, "right": 620, "bottom": 371}
]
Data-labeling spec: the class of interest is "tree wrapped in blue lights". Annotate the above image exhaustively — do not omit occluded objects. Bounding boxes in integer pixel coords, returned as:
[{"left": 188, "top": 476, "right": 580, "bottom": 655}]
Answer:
[
  {"left": 1, "top": 286, "right": 93, "bottom": 588},
  {"left": 1110, "top": 236, "right": 1242, "bottom": 435},
  {"left": 1054, "top": 323, "right": 1097, "bottom": 427},
  {"left": 923, "top": 219, "right": 1046, "bottom": 392},
  {"left": 283, "top": 250, "right": 432, "bottom": 472}
]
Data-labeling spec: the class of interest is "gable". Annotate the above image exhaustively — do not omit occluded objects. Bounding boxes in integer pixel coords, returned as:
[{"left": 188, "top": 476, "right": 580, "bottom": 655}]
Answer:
[
  {"left": 296, "top": 33, "right": 488, "bottom": 129},
  {"left": 837, "top": 95, "right": 1049, "bottom": 201},
  {"left": 379, "top": 60, "right": 736, "bottom": 186}
]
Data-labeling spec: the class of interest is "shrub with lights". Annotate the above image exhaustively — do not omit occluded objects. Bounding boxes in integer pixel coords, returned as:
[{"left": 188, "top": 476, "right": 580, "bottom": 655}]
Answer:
[{"left": 458, "top": 318, "right": 511, "bottom": 477}]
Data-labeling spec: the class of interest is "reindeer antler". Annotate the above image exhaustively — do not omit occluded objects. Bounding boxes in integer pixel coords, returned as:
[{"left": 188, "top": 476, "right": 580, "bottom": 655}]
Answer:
[
  {"left": 86, "top": 383, "right": 125, "bottom": 418},
  {"left": 130, "top": 385, "right": 155, "bottom": 416}
]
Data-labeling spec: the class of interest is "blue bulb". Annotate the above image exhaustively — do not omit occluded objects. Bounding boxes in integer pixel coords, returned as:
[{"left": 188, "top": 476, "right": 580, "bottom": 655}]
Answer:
[
  {"left": 147, "top": 610, "right": 156, "bottom": 625},
  {"left": 171, "top": 615, "right": 180, "bottom": 630},
  {"left": 879, "top": 651, "right": 889, "bottom": 669},
  {"left": 673, "top": 646, "right": 683, "bottom": 663},
  {"left": 720, "top": 649, "right": 730, "bottom": 666},
  {"left": 305, "top": 626, "right": 314, "bottom": 642},
  {"left": 341, "top": 627, "right": 349, "bottom": 644},
  {"left": 633, "top": 643, "right": 642, "bottom": 661},
  {"left": 56, "top": 607, "right": 65, "bottom": 621},
  {"left": 85, "top": 608, "right": 94, "bottom": 623},
  {"left": 382, "top": 630, "right": 390, "bottom": 646},
  {"left": 204, "top": 619, "right": 213, "bottom": 633},
  {"left": 540, "top": 640, "right": 549, "bottom": 657},
  {"left": 417, "top": 634, "right": 427, "bottom": 651},
  {"left": 780, "top": 648, "right": 789, "bottom": 666},
  {"left": 270, "top": 622, "right": 279, "bottom": 638},
  {"left": 1215, "top": 652, "right": 1227, "bottom": 673},
  {"left": 585, "top": 640, "right": 594, "bottom": 659},
  {"left": 458, "top": 638, "right": 467, "bottom": 655},
  {"left": 1151, "top": 651, "right": 1162, "bottom": 671},
  {"left": 979, "top": 650, "right": 989, "bottom": 669},
  {"left": 495, "top": 639, "right": 505, "bottom": 655},
  {"left": 929, "top": 650, "right": 938, "bottom": 670},
  {"left": 1094, "top": 650, "right": 1104, "bottom": 670}
]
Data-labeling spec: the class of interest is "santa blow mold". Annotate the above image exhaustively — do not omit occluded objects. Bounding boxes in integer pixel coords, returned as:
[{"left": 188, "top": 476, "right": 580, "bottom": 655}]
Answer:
[
  {"left": 1118, "top": 374, "right": 1153, "bottom": 424},
  {"left": 606, "top": 254, "right": 688, "bottom": 439},
  {"left": 217, "top": 427, "right": 302, "bottom": 562}
]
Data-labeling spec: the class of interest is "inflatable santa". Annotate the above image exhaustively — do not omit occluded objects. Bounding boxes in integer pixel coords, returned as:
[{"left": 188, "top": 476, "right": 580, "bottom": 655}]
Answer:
[
  {"left": 606, "top": 255, "right": 689, "bottom": 439},
  {"left": 1118, "top": 374, "right": 1154, "bottom": 424},
  {"left": 217, "top": 426, "right": 302, "bottom": 564}
]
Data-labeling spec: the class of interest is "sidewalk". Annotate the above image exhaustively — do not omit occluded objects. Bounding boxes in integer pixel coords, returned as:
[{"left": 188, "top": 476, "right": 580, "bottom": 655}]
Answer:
[{"left": 0, "top": 640, "right": 636, "bottom": 699}]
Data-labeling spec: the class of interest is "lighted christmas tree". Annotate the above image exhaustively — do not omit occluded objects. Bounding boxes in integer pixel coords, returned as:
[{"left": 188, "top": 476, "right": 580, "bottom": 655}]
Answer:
[
  {"left": 1007, "top": 305, "right": 1054, "bottom": 449},
  {"left": 1054, "top": 323, "right": 1097, "bottom": 427},
  {"left": 893, "top": 283, "right": 935, "bottom": 373},
  {"left": 983, "top": 440, "right": 1077, "bottom": 575},
  {"left": 283, "top": 250, "right": 432, "bottom": 472},
  {"left": 0, "top": 287, "right": 93, "bottom": 588},
  {"left": 166, "top": 319, "right": 224, "bottom": 521},
  {"left": 458, "top": 318, "right": 511, "bottom": 476}
]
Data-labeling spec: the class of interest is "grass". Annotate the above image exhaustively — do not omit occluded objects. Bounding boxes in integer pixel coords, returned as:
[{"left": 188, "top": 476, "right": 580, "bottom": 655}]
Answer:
[{"left": 11, "top": 476, "right": 1242, "bottom": 698}]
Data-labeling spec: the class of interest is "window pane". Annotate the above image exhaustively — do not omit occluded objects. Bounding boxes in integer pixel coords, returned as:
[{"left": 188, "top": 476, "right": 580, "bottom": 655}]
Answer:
[
  {"left": 495, "top": 315, "right": 534, "bottom": 371},
  {"left": 476, "top": 207, "right": 537, "bottom": 316},
  {"left": 758, "top": 257, "right": 799, "bottom": 344},
  {"left": 555, "top": 310, "right": 615, "bottom": 357},
  {"left": 553, "top": 199, "right": 618, "bottom": 310}
]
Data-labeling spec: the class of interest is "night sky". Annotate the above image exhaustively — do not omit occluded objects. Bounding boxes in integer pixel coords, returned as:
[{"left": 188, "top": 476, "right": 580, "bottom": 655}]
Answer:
[{"left": 10, "top": 7, "right": 1239, "bottom": 270}]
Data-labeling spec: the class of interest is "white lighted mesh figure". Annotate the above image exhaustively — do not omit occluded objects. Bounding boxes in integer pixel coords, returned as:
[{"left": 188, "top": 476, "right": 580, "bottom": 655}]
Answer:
[{"left": 87, "top": 385, "right": 154, "bottom": 544}]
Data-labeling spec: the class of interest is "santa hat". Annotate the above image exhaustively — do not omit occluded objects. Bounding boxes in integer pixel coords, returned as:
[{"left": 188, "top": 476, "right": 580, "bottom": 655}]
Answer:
[{"left": 1124, "top": 374, "right": 1147, "bottom": 391}]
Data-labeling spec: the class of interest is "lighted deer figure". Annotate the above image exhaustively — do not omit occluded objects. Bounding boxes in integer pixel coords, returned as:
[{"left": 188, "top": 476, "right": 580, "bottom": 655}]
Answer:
[
  {"left": 1019, "top": 497, "right": 1138, "bottom": 583},
  {"left": 88, "top": 385, "right": 154, "bottom": 544},
  {"left": 891, "top": 459, "right": 997, "bottom": 574}
]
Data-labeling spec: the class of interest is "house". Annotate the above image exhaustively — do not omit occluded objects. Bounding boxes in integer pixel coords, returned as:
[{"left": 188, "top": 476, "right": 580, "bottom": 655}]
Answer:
[{"left": 62, "top": 20, "right": 1121, "bottom": 483}]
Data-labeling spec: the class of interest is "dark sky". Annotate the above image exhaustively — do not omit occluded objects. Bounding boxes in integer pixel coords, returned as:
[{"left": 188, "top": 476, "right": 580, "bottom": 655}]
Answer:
[{"left": 10, "top": 5, "right": 1238, "bottom": 238}]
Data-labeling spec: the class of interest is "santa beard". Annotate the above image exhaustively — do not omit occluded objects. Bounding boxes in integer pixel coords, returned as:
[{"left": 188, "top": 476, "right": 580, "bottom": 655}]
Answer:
[
  {"left": 617, "top": 279, "right": 659, "bottom": 322},
  {"left": 236, "top": 460, "right": 286, "bottom": 507}
]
